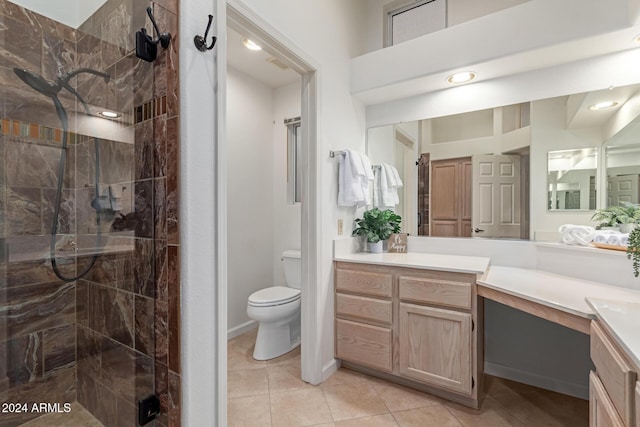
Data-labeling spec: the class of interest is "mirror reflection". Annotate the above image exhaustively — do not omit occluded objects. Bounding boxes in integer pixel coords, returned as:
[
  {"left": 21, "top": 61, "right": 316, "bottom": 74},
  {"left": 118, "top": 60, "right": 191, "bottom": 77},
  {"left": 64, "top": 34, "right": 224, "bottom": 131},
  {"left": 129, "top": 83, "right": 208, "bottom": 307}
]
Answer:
[
  {"left": 367, "top": 82, "right": 640, "bottom": 240},
  {"left": 547, "top": 148, "right": 597, "bottom": 210}
]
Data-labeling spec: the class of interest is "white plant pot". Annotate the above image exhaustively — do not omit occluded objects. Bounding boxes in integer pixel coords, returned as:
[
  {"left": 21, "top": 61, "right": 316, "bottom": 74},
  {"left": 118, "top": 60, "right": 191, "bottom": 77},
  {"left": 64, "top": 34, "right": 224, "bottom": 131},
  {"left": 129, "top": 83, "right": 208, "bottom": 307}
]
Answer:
[
  {"left": 367, "top": 241, "right": 383, "bottom": 253},
  {"left": 620, "top": 223, "right": 637, "bottom": 234}
]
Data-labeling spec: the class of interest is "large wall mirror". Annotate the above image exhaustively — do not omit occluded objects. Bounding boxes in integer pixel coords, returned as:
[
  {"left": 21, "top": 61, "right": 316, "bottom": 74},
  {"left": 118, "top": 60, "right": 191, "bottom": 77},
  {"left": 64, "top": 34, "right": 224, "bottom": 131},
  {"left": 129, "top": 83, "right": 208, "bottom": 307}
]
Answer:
[{"left": 367, "top": 82, "right": 640, "bottom": 240}]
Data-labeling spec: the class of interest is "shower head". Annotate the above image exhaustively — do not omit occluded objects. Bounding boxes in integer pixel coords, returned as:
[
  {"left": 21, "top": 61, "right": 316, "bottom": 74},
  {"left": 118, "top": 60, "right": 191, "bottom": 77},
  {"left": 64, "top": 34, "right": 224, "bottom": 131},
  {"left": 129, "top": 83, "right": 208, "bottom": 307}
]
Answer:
[{"left": 13, "top": 68, "right": 61, "bottom": 98}]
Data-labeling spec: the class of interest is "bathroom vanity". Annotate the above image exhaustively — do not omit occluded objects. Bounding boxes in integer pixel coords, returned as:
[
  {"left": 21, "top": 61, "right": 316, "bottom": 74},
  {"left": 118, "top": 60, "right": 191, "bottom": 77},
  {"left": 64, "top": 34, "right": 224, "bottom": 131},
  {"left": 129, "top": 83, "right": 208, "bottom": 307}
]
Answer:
[
  {"left": 333, "top": 241, "right": 640, "bottom": 421},
  {"left": 333, "top": 252, "right": 489, "bottom": 408}
]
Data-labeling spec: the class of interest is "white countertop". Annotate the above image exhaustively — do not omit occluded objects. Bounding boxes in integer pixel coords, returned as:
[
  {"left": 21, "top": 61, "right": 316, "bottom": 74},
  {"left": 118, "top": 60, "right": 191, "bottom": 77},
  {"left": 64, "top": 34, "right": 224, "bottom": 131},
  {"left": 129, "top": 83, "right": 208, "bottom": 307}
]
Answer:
[
  {"left": 587, "top": 298, "right": 640, "bottom": 369},
  {"left": 333, "top": 251, "right": 490, "bottom": 275},
  {"left": 477, "top": 266, "right": 640, "bottom": 319}
]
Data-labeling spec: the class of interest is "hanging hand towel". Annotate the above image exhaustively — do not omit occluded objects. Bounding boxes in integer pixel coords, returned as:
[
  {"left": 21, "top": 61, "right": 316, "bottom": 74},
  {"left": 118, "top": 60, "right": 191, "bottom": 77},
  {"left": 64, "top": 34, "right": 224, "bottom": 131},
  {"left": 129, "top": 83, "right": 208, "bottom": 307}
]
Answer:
[
  {"left": 358, "top": 153, "right": 374, "bottom": 206},
  {"left": 338, "top": 150, "right": 364, "bottom": 206}
]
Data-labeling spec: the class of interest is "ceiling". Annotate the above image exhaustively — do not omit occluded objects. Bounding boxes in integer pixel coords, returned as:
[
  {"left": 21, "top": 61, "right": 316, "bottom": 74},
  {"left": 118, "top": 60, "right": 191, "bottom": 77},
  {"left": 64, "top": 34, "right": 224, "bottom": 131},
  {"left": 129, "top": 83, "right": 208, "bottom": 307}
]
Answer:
[
  {"left": 566, "top": 84, "right": 640, "bottom": 129},
  {"left": 7, "top": 0, "right": 107, "bottom": 28},
  {"left": 227, "top": 26, "right": 300, "bottom": 89}
]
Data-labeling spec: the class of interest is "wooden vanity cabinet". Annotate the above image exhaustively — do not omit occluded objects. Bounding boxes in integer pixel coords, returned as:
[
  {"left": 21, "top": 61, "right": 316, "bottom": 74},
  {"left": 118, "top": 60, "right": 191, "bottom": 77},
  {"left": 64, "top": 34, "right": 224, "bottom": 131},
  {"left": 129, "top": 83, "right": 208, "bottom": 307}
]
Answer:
[
  {"left": 635, "top": 382, "right": 640, "bottom": 427},
  {"left": 590, "top": 320, "right": 638, "bottom": 427},
  {"left": 334, "top": 261, "right": 481, "bottom": 408}
]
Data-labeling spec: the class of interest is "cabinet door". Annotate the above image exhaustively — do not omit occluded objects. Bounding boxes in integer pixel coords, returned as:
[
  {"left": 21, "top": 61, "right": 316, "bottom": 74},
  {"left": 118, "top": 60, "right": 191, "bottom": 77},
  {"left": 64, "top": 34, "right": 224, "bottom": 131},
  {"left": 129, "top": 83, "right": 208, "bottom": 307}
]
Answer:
[
  {"left": 590, "top": 371, "right": 625, "bottom": 427},
  {"left": 399, "top": 303, "right": 472, "bottom": 395},
  {"left": 336, "top": 319, "right": 392, "bottom": 372}
]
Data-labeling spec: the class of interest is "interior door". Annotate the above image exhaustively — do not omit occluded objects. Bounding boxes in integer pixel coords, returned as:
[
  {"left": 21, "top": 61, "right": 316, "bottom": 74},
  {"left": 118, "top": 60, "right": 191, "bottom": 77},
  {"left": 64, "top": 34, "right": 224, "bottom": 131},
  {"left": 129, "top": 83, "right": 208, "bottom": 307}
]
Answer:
[
  {"left": 472, "top": 154, "right": 521, "bottom": 238},
  {"left": 417, "top": 153, "right": 430, "bottom": 235},
  {"left": 608, "top": 174, "right": 640, "bottom": 206}
]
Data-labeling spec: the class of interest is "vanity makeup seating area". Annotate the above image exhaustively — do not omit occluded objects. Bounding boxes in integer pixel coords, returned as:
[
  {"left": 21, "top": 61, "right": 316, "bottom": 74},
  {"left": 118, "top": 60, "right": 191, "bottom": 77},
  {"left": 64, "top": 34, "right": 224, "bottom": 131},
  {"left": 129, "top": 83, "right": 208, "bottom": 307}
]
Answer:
[{"left": 333, "top": 238, "right": 640, "bottom": 425}]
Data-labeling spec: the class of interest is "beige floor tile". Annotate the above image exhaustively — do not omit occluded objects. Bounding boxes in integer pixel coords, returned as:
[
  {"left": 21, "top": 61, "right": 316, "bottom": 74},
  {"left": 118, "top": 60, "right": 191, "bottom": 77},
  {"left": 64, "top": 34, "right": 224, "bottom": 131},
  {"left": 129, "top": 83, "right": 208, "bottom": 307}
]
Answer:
[
  {"left": 322, "top": 381, "right": 389, "bottom": 421},
  {"left": 228, "top": 395, "right": 272, "bottom": 427},
  {"left": 335, "top": 413, "right": 399, "bottom": 426},
  {"left": 270, "top": 388, "right": 333, "bottom": 427},
  {"left": 228, "top": 333, "right": 267, "bottom": 372},
  {"left": 369, "top": 378, "right": 443, "bottom": 412},
  {"left": 229, "top": 328, "right": 259, "bottom": 351},
  {"left": 392, "top": 405, "right": 463, "bottom": 427},
  {"left": 267, "top": 345, "right": 301, "bottom": 367},
  {"left": 228, "top": 366, "right": 269, "bottom": 399},
  {"left": 21, "top": 402, "right": 104, "bottom": 427},
  {"left": 320, "top": 367, "right": 372, "bottom": 388},
  {"left": 268, "top": 362, "right": 313, "bottom": 393},
  {"left": 443, "top": 396, "right": 525, "bottom": 427}
]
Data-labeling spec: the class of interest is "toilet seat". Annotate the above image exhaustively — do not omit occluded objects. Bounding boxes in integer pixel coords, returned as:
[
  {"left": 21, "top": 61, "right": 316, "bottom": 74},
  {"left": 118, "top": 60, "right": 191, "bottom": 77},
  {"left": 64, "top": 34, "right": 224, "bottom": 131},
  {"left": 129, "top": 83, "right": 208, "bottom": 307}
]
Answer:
[{"left": 248, "top": 286, "right": 301, "bottom": 307}]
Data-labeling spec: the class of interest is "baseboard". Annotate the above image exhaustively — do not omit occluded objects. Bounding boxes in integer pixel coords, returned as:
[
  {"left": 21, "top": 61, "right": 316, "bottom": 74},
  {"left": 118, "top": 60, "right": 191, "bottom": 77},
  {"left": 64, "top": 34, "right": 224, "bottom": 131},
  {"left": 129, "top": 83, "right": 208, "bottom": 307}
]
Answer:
[
  {"left": 227, "top": 320, "right": 257, "bottom": 340},
  {"left": 484, "top": 361, "right": 589, "bottom": 400},
  {"left": 321, "top": 358, "right": 340, "bottom": 383}
]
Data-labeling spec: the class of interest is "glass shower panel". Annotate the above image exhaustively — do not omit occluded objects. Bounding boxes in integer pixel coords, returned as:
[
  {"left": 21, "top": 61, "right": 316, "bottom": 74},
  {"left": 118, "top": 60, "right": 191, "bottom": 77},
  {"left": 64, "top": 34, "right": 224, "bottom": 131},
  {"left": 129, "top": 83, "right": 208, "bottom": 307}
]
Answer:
[{"left": 0, "top": 0, "right": 168, "bottom": 425}]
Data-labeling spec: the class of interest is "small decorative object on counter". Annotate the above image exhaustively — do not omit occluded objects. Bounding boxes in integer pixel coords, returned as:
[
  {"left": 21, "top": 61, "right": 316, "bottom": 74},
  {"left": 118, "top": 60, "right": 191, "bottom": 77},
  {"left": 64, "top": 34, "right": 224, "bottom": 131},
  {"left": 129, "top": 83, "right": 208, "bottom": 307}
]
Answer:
[
  {"left": 626, "top": 226, "right": 640, "bottom": 277},
  {"left": 388, "top": 233, "right": 408, "bottom": 253},
  {"left": 352, "top": 208, "right": 402, "bottom": 253}
]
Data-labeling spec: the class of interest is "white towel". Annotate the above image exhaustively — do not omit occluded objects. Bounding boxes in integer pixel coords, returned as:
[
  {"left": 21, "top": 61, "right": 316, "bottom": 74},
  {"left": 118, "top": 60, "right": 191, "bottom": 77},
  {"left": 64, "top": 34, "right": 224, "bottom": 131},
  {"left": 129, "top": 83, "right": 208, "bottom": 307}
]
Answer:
[
  {"left": 359, "top": 154, "right": 374, "bottom": 206},
  {"left": 593, "top": 234, "right": 610, "bottom": 244},
  {"left": 380, "top": 164, "right": 397, "bottom": 207},
  {"left": 338, "top": 151, "right": 364, "bottom": 206},
  {"left": 607, "top": 234, "right": 622, "bottom": 245},
  {"left": 620, "top": 234, "right": 630, "bottom": 246},
  {"left": 558, "top": 224, "right": 595, "bottom": 246}
]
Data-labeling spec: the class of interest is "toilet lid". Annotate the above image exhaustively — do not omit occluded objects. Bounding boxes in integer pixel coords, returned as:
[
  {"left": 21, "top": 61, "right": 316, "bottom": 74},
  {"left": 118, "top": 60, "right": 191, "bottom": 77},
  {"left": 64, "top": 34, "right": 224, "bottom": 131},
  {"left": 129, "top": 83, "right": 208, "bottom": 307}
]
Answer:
[{"left": 248, "top": 286, "right": 301, "bottom": 306}]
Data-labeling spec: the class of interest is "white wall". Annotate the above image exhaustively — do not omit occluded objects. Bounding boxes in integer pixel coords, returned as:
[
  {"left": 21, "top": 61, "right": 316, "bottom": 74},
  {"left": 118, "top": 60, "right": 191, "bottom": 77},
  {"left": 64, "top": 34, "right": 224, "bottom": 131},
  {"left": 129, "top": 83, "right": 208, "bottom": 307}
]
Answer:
[
  {"left": 227, "top": 67, "right": 275, "bottom": 331},
  {"left": 273, "top": 81, "right": 302, "bottom": 286},
  {"left": 233, "top": 0, "right": 369, "bottom": 379}
]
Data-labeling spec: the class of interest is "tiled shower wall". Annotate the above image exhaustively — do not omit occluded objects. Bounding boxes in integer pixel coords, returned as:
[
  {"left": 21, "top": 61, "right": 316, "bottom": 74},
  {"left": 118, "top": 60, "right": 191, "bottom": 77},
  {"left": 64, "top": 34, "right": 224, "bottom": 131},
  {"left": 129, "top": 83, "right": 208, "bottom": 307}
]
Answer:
[{"left": 0, "top": 0, "right": 180, "bottom": 425}]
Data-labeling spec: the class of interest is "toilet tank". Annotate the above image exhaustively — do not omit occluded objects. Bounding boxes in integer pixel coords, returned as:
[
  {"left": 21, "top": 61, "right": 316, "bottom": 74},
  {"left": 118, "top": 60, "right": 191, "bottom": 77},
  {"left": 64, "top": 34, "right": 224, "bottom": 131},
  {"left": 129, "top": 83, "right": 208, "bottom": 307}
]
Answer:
[{"left": 282, "top": 249, "right": 302, "bottom": 289}]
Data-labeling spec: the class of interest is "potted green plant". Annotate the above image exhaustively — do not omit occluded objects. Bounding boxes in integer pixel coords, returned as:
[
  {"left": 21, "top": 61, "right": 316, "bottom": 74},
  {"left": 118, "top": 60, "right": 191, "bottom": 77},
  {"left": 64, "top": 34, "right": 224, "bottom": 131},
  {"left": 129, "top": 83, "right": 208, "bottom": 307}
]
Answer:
[
  {"left": 352, "top": 208, "right": 402, "bottom": 253},
  {"left": 627, "top": 226, "right": 640, "bottom": 277},
  {"left": 591, "top": 202, "right": 640, "bottom": 232}
]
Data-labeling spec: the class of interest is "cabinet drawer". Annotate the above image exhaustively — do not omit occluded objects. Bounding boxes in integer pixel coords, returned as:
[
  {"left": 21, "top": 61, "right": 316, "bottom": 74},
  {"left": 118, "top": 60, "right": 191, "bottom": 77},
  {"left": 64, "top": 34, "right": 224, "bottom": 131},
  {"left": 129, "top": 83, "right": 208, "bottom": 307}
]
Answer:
[
  {"left": 336, "top": 319, "right": 392, "bottom": 372},
  {"left": 336, "top": 268, "right": 392, "bottom": 298},
  {"left": 591, "top": 321, "right": 637, "bottom": 427},
  {"left": 399, "top": 275, "right": 471, "bottom": 309},
  {"left": 590, "top": 371, "right": 625, "bottom": 427},
  {"left": 336, "top": 293, "right": 392, "bottom": 324}
]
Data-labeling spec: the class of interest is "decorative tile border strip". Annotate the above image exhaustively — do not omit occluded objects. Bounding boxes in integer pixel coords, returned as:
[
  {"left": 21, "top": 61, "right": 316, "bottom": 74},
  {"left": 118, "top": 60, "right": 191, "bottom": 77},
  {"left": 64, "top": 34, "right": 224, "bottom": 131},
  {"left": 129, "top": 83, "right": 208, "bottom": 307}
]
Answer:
[{"left": 0, "top": 95, "right": 169, "bottom": 144}]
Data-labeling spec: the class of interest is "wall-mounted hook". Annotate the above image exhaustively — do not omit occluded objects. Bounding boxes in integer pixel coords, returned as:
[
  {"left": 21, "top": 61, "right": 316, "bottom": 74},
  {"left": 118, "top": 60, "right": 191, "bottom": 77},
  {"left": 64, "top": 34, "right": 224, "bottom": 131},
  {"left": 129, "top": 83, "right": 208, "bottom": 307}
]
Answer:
[
  {"left": 194, "top": 14, "right": 217, "bottom": 52},
  {"left": 136, "top": 6, "right": 172, "bottom": 62}
]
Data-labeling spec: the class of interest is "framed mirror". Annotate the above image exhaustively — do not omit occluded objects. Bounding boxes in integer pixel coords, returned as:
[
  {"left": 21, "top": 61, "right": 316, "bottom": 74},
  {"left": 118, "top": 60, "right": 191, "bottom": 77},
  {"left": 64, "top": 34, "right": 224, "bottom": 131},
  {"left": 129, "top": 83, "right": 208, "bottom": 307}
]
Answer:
[{"left": 547, "top": 148, "right": 597, "bottom": 211}]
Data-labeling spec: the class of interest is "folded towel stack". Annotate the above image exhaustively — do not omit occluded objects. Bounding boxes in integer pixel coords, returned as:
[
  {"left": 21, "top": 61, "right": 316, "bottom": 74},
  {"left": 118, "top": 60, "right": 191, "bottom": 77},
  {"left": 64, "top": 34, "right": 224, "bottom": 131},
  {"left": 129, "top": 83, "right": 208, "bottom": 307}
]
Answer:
[
  {"left": 338, "top": 149, "right": 374, "bottom": 207},
  {"left": 558, "top": 224, "right": 595, "bottom": 246}
]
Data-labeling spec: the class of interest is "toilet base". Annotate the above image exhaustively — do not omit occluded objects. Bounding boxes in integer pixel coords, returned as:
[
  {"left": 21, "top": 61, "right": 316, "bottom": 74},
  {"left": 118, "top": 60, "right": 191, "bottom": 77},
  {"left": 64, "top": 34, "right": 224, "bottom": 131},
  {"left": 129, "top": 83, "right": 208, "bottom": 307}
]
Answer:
[{"left": 252, "top": 315, "right": 301, "bottom": 360}]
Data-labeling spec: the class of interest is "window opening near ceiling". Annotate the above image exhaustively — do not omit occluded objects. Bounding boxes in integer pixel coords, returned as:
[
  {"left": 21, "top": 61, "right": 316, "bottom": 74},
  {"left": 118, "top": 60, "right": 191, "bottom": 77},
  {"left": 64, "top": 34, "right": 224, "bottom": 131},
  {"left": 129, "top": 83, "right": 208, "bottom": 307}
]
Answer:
[
  {"left": 387, "top": 0, "right": 447, "bottom": 47},
  {"left": 286, "top": 116, "right": 302, "bottom": 204}
]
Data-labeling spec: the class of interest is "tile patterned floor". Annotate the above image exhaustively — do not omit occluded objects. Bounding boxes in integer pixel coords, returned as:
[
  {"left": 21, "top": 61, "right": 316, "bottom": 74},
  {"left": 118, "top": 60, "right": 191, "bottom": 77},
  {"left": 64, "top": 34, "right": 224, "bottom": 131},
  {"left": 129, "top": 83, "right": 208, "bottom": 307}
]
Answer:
[
  {"left": 228, "top": 329, "right": 589, "bottom": 427},
  {"left": 19, "top": 402, "right": 104, "bottom": 427}
]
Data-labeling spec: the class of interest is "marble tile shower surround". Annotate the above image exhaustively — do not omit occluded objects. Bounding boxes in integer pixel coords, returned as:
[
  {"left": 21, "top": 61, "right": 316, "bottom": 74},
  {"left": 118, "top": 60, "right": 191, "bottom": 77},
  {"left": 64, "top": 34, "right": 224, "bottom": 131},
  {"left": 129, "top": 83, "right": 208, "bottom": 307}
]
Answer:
[{"left": 0, "top": 0, "right": 181, "bottom": 425}]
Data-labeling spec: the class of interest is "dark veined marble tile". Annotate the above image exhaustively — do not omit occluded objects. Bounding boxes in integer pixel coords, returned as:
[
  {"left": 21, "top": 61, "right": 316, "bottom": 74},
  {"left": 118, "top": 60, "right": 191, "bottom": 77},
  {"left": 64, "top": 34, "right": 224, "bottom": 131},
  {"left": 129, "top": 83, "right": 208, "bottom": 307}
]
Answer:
[
  {"left": 3, "top": 366, "right": 75, "bottom": 427},
  {"left": 5, "top": 140, "right": 61, "bottom": 189},
  {"left": 6, "top": 187, "right": 41, "bottom": 236},
  {"left": 168, "top": 371, "right": 180, "bottom": 427},
  {"left": 41, "top": 188, "right": 75, "bottom": 235},
  {"left": 166, "top": 18, "right": 179, "bottom": 119},
  {"left": 132, "top": 51, "right": 154, "bottom": 107},
  {"left": 0, "top": 138, "right": 6, "bottom": 187},
  {"left": 153, "top": 115, "right": 167, "bottom": 178},
  {"left": 101, "top": 2, "right": 135, "bottom": 66},
  {"left": 155, "top": 361, "right": 169, "bottom": 426},
  {"left": 41, "top": 36, "right": 76, "bottom": 83},
  {"left": 101, "top": 336, "right": 154, "bottom": 402},
  {"left": 0, "top": 331, "right": 43, "bottom": 387},
  {"left": 0, "top": 13, "right": 42, "bottom": 74},
  {"left": 155, "top": 238, "right": 167, "bottom": 300},
  {"left": 155, "top": 178, "right": 167, "bottom": 243},
  {"left": 5, "top": 256, "right": 75, "bottom": 288},
  {"left": 166, "top": 116, "right": 178, "bottom": 245},
  {"left": 4, "top": 281, "right": 75, "bottom": 338},
  {"left": 34, "top": 9, "right": 75, "bottom": 42},
  {"left": 134, "top": 180, "right": 153, "bottom": 239},
  {"left": 114, "top": 54, "right": 134, "bottom": 114},
  {"left": 77, "top": 324, "right": 101, "bottom": 378},
  {"left": 135, "top": 119, "right": 154, "bottom": 181},
  {"left": 153, "top": 49, "right": 167, "bottom": 99},
  {"left": 0, "top": 0, "right": 41, "bottom": 27},
  {"left": 78, "top": 368, "right": 117, "bottom": 427},
  {"left": 76, "top": 31, "right": 103, "bottom": 84},
  {"left": 168, "top": 289, "right": 180, "bottom": 374},
  {"left": 115, "top": 248, "right": 135, "bottom": 293},
  {"left": 116, "top": 395, "right": 138, "bottom": 427},
  {"left": 133, "top": 238, "right": 154, "bottom": 297},
  {"left": 76, "top": 280, "right": 89, "bottom": 327},
  {"left": 43, "top": 323, "right": 75, "bottom": 375},
  {"left": 134, "top": 294, "right": 154, "bottom": 357},
  {"left": 0, "top": 186, "right": 6, "bottom": 238},
  {"left": 89, "top": 284, "right": 134, "bottom": 347},
  {"left": 154, "top": 299, "right": 168, "bottom": 366},
  {"left": 84, "top": 253, "right": 118, "bottom": 286}
]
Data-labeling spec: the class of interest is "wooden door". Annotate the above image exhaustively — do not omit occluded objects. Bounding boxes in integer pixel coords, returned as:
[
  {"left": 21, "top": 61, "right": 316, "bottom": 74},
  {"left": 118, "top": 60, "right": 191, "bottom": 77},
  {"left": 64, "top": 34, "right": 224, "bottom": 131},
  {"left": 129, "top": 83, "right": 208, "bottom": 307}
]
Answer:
[
  {"left": 417, "top": 153, "right": 430, "bottom": 235},
  {"left": 430, "top": 157, "right": 471, "bottom": 237},
  {"left": 472, "top": 154, "right": 521, "bottom": 238},
  {"left": 399, "top": 303, "right": 472, "bottom": 395},
  {"left": 608, "top": 175, "right": 640, "bottom": 206},
  {"left": 589, "top": 371, "right": 625, "bottom": 427}
]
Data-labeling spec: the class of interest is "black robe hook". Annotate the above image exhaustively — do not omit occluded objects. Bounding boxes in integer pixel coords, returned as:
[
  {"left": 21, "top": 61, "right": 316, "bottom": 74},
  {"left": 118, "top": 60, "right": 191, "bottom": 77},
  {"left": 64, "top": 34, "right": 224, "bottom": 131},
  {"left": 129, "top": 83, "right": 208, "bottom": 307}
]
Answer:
[
  {"left": 136, "top": 6, "right": 172, "bottom": 62},
  {"left": 194, "top": 14, "right": 217, "bottom": 52}
]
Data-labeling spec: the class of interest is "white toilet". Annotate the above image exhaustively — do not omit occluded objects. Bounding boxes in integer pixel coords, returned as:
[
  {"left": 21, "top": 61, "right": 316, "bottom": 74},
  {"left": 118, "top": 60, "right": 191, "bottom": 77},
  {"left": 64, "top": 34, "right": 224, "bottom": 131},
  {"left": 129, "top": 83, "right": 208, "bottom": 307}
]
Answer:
[{"left": 247, "top": 249, "right": 302, "bottom": 360}]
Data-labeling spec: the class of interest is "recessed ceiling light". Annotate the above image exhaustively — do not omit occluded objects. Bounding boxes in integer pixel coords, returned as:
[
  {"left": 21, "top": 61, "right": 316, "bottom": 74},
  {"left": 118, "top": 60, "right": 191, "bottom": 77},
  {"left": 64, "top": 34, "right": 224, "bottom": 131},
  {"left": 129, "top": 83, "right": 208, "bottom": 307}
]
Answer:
[
  {"left": 589, "top": 101, "right": 619, "bottom": 111},
  {"left": 634, "top": 34, "right": 640, "bottom": 44},
  {"left": 242, "top": 38, "right": 262, "bottom": 51},
  {"left": 98, "top": 110, "right": 120, "bottom": 119},
  {"left": 446, "top": 71, "right": 476, "bottom": 84}
]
